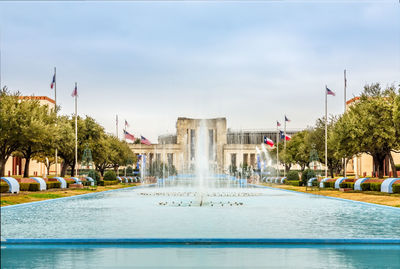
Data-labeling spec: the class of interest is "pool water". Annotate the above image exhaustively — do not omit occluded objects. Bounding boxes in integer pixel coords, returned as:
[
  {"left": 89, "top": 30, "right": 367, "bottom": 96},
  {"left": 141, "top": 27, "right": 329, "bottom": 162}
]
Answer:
[
  {"left": 1, "top": 185, "right": 400, "bottom": 239},
  {"left": 2, "top": 244, "right": 400, "bottom": 269}
]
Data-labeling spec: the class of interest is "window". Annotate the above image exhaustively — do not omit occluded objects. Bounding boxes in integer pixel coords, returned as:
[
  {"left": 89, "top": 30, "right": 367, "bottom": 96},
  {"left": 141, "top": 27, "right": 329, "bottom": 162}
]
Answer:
[
  {"left": 231, "top": 153, "right": 237, "bottom": 168},
  {"left": 167, "top": 153, "right": 174, "bottom": 167},
  {"left": 209, "top": 129, "right": 214, "bottom": 160},
  {"left": 190, "top": 129, "right": 196, "bottom": 160}
]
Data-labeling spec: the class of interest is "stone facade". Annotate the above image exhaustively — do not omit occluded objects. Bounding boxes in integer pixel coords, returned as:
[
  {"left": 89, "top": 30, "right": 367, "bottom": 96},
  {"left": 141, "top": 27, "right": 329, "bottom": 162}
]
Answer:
[{"left": 129, "top": 117, "right": 298, "bottom": 173}]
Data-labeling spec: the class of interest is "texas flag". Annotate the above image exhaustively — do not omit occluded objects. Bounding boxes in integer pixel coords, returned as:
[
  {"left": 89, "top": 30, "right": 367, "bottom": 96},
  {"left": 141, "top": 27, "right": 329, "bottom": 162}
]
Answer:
[
  {"left": 280, "top": 131, "right": 291, "bottom": 141},
  {"left": 264, "top": 136, "right": 274, "bottom": 147}
]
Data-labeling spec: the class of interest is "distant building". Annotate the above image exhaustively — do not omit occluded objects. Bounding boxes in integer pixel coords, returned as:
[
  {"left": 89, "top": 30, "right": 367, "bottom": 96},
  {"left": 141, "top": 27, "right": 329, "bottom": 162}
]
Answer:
[{"left": 129, "top": 117, "right": 299, "bottom": 173}]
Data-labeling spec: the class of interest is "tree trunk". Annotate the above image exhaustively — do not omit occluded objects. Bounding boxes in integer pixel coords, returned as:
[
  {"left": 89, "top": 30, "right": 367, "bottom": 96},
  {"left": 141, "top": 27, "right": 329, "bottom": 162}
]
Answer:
[
  {"left": 373, "top": 153, "right": 386, "bottom": 178},
  {"left": 60, "top": 162, "right": 68, "bottom": 177},
  {"left": 0, "top": 157, "right": 7, "bottom": 177},
  {"left": 389, "top": 152, "right": 397, "bottom": 177},
  {"left": 70, "top": 162, "right": 76, "bottom": 177},
  {"left": 23, "top": 157, "right": 31, "bottom": 178}
]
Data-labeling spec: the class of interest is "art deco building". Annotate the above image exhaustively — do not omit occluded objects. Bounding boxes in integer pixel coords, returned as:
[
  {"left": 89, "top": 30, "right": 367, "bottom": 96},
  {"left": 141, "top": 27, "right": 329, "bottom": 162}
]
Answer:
[{"left": 129, "top": 117, "right": 299, "bottom": 173}]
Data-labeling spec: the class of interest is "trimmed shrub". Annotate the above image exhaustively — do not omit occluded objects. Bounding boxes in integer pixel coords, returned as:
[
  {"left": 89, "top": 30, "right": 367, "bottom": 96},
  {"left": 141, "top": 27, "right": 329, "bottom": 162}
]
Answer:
[
  {"left": 97, "top": 180, "right": 119, "bottom": 186},
  {"left": 287, "top": 171, "right": 299, "bottom": 181},
  {"left": 19, "top": 183, "right": 40, "bottom": 191},
  {"left": 46, "top": 181, "right": 61, "bottom": 189},
  {"left": 361, "top": 182, "right": 371, "bottom": 191},
  {"left": 286, "top": 180, "right": 300, "bottom": 186},
  {"left": 339, "top": 182, "right": 355, "bottom": 189},
  {"left": 323, "top": 181, "right": 335, "bottom": 188},
  {"left": 392, "top": 184, "right": 400, "bottom": 194},
  {"left": 1, "top": 182, "right": 9, "bottom": 193},
  {"left": 87, "top": 170, "right": 100, "bottom": 181},
  {"left": 370, "top": 182, "right": 382, "bottom": 192},
  {"left": 104, "top": 170, "right": 117, "bottom": 181},
  {"left": 301, "top": 169, "right": 316, "bottom": 186}
]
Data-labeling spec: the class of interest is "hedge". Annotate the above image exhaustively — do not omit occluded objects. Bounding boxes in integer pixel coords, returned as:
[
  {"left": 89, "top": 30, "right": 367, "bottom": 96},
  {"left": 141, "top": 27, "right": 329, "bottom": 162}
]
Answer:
[
  {"left": 339, "top": 182, "right": 355, "bottom": 189},
  {"left": 361, "top": 182, "right": 371, "bottom": 191},
  {"left": 104, "top": 170, "right": 117, "bottom": 181},
  {"left": 323, "top": 181, "right": 335, "bottom": 188},
  {"left": 20, "top": 183, "right": 40, "bottom": 191},
  {"left": 46, "top": 181, "right": 61, "bottom": 189},
  {"left": 97, "top": 180, "right": 119, "bottom": 186},
  {"left": 286, "top": 180, "right": 300, "bottom": 186},
  {"left": 87, "top": 170, "right": 101, "bottom": 181},
  {"left": 393, "top": 184, "right": 400, "bottom": 194},
  {"left": 370, "top": 182, "right": 382, "bottom": 192},
  {"left": 65, "top": 180, "right": 75, "bottom": 188},
  {"left": 0, "top": 182, "right": 9, "bottom": 193},
  {"left": 287, "top": 171, "right": 299, "bottom": 181}
]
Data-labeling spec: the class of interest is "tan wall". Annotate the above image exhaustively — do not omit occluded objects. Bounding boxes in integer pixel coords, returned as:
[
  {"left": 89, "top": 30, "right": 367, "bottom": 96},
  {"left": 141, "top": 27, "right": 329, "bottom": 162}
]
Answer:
[{"left": 347, "top": 152, "right": 400, "bottom": 177}]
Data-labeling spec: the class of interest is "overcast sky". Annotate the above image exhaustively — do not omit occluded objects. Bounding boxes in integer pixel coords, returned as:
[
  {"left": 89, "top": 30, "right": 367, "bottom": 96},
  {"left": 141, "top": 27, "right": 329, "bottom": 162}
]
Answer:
[{"left": 1, "top": 1, "right": 399, "bottom": 141}]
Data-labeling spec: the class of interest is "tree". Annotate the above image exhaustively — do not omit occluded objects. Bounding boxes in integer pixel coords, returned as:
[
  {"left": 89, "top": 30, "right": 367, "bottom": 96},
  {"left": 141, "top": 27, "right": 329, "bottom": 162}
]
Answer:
[
  {"left": 15, "top": 98, "right": 57, "bottom": 177},
  {"left": 0, "top": 88, "right": 24, "bottom": 176},
  {"left": 55, "top": 116, "right": 75, "bottom": 177},
  {"left": 284, "top": 130, "right": 311, "bottom": 172},
  {"left": 335, "top": 83, "right": 399, "bottom": 178}
]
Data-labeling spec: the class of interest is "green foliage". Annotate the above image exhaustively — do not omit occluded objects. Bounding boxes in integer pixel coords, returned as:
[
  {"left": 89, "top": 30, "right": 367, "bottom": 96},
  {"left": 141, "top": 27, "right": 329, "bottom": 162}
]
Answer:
[
  {"left": 87, "top": 170, "right": 100, "bottom": 181},
  {"left": 126, "top": 166, "right": 134, "bottom": 176},
  {"left": 97, "top": 180, "right": 119, "bottom": 186},
  {"left": 29, "top": 193, "right": 62, "bottom": 199},
  {"left": 370, "top": 182, "right": 382, "bottom": 192},
  {"left": 104, "top": 170, "right": 117, "bottom": 181},
  {"left": 0, "top": 182, "right": 9, "bottom": 193},
  {"left": 323, "top": 181, "right": 335, "bottom": 188},
  {"left": 46, "top": 181, "right": 61, "bottom": 189},
  {"left": 361, "top": 182, "right": 371, "bottom": 191},
  {"left": 19, "top": 182, "right": 40, "bottom": 191},
  {"left": 286, "top": 180, "right": 300, "bottom": 186},
  {"left": 301, "top": 169, "right": 316, "bottom": 186},
  {"left": 287, "top": 171, "right": 299, "bottom": 181},
  {"left": 339, "top": 182, "right": 354, "bottom": 189},
  {"left": 392, "top": 184, "right": 400, "bottom": 193}
]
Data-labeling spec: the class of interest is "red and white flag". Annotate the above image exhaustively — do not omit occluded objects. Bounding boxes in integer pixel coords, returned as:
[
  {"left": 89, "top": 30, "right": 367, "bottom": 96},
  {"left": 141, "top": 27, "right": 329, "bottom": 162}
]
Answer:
[
  {"left": 124, "top": 130, "right": 135, "bottom": 141},
  {"left": 264, "top": 136, "right": 274, "bottom": 147},
  {"left": 140, "top": 135, "right": 151, "bottom": 145},
  {"left": 71, "top": 84, "right": 78, "bottom": 97}
]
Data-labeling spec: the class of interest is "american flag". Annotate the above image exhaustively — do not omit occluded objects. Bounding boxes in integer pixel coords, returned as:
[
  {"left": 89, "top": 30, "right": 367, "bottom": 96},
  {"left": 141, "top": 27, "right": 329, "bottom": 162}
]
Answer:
[
  {"left": 125, "top": 120, "right": 129, "bottom": 128},
  {"left": 326, "top": 86, "right": 335, "bottom": 96},
  {"left": 71, "top": 84, "right": 78, "bottom": 97},
  {"left": 277, "top": 121, "right": 281, "bottom": 127},
  {"left": 50, "top": 74, "right": 55, "bottom": 89},
  {"left": 124, "top": 130, "right": 135, "bottom": 141},
  {"left": 285, "top": 116, "right": 290, "bottom": 122},
  {"left": 140, "top": 135, "right": 151, "bottom": 145}
]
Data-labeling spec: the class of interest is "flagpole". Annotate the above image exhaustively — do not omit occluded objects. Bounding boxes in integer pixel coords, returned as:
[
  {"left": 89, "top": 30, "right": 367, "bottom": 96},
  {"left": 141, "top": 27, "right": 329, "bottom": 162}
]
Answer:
[
  {"left": 276, "top": 124, "right": 279, "bottom": 177},
  {"left": 116, "top": 115, "right": 119, "bottom": 139},
  {"left": 284, "top": 117, "right": 287, "bottom": 177},
  {"left": 75, "top": 82, "right": 78, "bottom": 177},
  {"left": 325, "top": 86, "right": 328, "bottom": 178},
  {"left": 343, "top": 69, "right": 347, "bottom": 178},
  {"left": 54, "top": 67, "right": 58, "bottom": 177}
]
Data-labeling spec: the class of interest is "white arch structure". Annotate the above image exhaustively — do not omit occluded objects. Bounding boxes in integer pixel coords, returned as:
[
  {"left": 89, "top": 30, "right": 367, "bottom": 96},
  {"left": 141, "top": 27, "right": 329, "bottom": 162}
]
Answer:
[
  {"left": 381, "top": 178, "right": 400, "bottom": 193},
  {"left": 1, "top": 177, "right": 20, "bottom": 193},
  {"left": 307, "top": 177, "right": 317, "bottom": 187},
  {"left": 84, "top": 177, "right": 95, "bottom": 186},
  {"left": 30, "top": 177, "right": 47, "bottom": 191},
  {"left": 70, "top": 177, "right": 81, "bottom": 184},
  {"left": 354, "top": 178, "right": 369, "bottom": 191},
  {"left": 334, "top": 177, "right": 348, "bottom": 189},
  {"left": 52, "top": 177, "right": 67, "bottom": 188},
  {"left": 319, "top": 178, "right": 330, "bottom": 188},
  {"left": 280, "top": 177, "right": 287, "bottom": 184}
]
